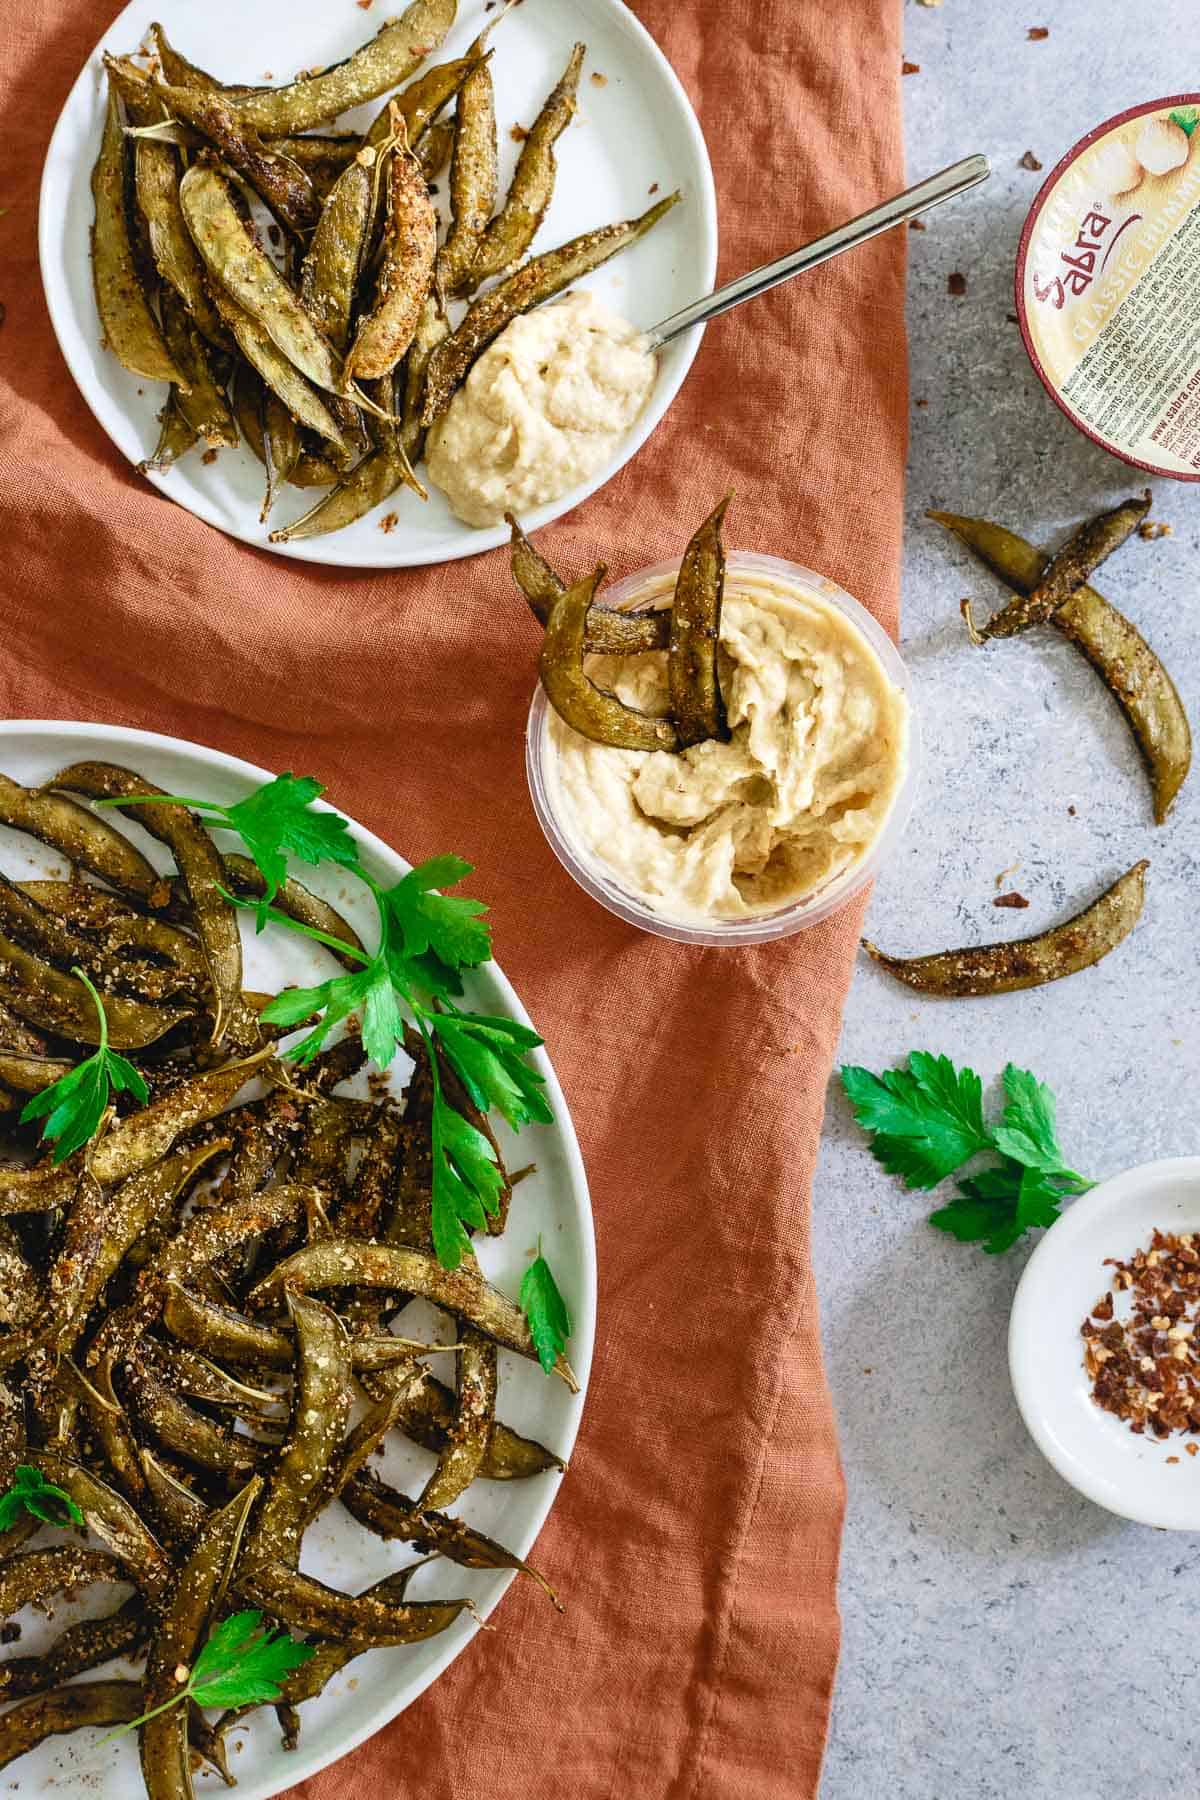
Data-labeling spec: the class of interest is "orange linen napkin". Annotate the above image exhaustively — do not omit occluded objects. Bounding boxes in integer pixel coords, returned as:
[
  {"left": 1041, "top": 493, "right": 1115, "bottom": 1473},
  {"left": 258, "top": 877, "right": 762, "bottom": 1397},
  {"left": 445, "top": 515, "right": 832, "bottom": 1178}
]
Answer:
[{"left": 0, "top": 1, "right": 906, "bottom": 1793}]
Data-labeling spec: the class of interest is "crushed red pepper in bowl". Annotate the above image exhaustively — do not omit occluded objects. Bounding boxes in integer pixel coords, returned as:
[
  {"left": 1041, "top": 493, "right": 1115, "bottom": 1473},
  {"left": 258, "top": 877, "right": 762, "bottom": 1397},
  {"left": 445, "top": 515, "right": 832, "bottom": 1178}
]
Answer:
[{"left": 1083, "top": 1230, "right": 1200, "bottom": 1439}]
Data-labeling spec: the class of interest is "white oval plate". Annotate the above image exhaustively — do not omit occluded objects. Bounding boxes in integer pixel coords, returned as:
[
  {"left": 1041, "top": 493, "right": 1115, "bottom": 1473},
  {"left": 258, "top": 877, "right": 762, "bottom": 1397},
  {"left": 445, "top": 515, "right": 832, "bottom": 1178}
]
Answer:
[
  {"left": 1009, "top": 1158, "right": 1200, "bottom": 1529},
  {"left": 0, "top": 720, "right": 594, "bottom": 1797},
  {"left": 38, "top": 0, "right": 717, "bottom": 569}
]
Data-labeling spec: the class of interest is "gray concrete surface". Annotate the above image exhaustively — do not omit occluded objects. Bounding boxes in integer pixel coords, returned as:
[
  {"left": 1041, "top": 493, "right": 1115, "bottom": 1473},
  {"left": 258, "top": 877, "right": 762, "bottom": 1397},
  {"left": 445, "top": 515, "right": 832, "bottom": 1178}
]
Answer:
[{"left": 817, "top": 5, "right": 1200, "bottom": 1796}]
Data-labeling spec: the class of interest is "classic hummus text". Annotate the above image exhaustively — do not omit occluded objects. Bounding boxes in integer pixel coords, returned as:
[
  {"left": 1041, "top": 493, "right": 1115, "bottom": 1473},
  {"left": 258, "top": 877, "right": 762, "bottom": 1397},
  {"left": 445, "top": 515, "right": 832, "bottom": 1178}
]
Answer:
[
  {"left": 426, "top": 291, "right": 656, "bottom": 527},
  {"left": 544, "top": 567, "right": 909, "bottom": 922}
]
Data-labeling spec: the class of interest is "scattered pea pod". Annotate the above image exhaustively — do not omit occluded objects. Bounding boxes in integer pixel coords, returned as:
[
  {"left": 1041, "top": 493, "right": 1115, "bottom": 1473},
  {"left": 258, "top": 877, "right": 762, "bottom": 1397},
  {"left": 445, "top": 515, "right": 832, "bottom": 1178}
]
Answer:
[
  {"left": 929, "top": 509, "right": 1191, "bottom": 824},
  {"left": 960, "top": 492, "right": 1152, "bottom": 643},
  {"left": 863, "top": 860, "right": 1149, "bottom": 997}
]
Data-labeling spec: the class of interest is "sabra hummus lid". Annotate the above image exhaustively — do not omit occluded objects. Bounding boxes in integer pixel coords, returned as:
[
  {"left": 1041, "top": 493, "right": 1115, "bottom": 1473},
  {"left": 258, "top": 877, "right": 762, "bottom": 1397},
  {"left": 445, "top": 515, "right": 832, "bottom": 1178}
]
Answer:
[{"left": 1016, "top": 95, "right": 1200, "bottom": 481}]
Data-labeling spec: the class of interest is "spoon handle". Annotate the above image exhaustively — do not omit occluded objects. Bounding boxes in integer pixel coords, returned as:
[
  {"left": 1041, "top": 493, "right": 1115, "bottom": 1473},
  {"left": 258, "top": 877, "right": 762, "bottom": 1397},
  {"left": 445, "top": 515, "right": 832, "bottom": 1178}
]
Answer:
[{"left": 643, "top": 153, "right": 990, "bottom": 351}]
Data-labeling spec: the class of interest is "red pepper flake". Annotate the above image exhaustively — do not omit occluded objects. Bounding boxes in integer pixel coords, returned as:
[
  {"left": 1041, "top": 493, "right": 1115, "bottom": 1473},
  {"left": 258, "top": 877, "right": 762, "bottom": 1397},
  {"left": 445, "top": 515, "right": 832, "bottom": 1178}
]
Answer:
[
  {"left": 909, "top": 219, "right": 926, "bottom": 232},
  {"left": 994, "top": 891, "right": 1030, "bottom": 910},
  {"left": 1188, "top": 1443, "right": 1198, "bottom": 1458},
  {"left": 379, "top": 512, "right": 399, "bottom": 534},
  {"left": 510, "top": 123, "right": 529, "bottom": 144},
  {"left": 902, "top": 60, "right": 921, "bottom": 74},
  {"left": 1085, "top": 1230, "right": 1200, "bottom": 1441},
  {"left": 590, "top": 71, "right": 608, "bottom": 87},
  {"left": 1168, "top": 1455, "right": 1181, "bottom": 1464},
  {"left": 1019, "top": 150, "right": 1043, "bottom": 171},
  {"left": 201, "top": 448, "right": 219, "bottom": 465},
  {"left": 357, "top": 0, "right": 373, "bottom": 8},
  {"left": 947, "top": 271, "right": 967, "bottom": 296},
  {"left": 1027, "top": 25, "right": 1049, "bottom": 38}
]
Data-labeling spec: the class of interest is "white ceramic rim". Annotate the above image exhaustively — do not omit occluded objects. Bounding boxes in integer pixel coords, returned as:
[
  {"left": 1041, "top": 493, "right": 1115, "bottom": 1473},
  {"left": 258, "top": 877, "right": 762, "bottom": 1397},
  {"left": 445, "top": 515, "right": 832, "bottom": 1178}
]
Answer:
[
  {"left": 36, "top": 0, "right": 719, "bottom": 568},
  {"left": 525, "top": 552, "right": 921, "bottom": 947},
  {"left": 1009, "top": 1157, "right": 1200, "bottom": 1530},
  {"left": 0, "top": 718, "right": 596, "bottom": 1795}
]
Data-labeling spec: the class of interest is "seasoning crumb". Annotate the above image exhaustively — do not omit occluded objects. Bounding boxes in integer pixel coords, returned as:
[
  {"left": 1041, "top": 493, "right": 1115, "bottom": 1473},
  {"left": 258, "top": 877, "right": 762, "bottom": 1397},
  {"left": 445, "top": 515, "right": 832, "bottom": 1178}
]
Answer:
[
  {"left": 1086, "top": 1230, "right": 1200, "bottom": 1440},
  {"left": 902, "top": 60, "right": 921, "bottom": 74},
  {"left": 863, "top": 1366, "right": 873, "bottom": 1375},
  {"left": 1027, "top": 25, "right": 1049, "bottom": 38},
  {"left": 1067, "top": 803, "right": 1077, "bottom": 815},
  {"left": 590, "top": 71, "right": 608, "bottom": 87},
  {"left": 0, "top": 1622, "right": 20, "bottom": 1645},
  {"left": 909, "top": 219, "right": 926, "bottom": 232},
  {"left": 379, "top": 512, "right": 399, "bottom": 534},
  {"left": 1019, "top": 150, "right": 1043, "bottom": 171},
  {"left": 648, "top": 181, "right": 659, "bottom": 195},
  {"left": 1005, "top": 311, "right": 1019, "bottom": 323},
  {"left": 428, "top": 182, "right": 440, "bottom": 196},
  {"left": 1188, "top": 1443, "right": 1198, "bottom": 1457},
  {"left": 1139, "top": 520, "right": 1172, "bottom": 541},
  {"left": 914, "top": 398, "right": 928, "bottom": 408},
  {"left": 994, "top": 891, "right": 1030, "bottom": 909},
  {"left": 263, "top": 69, "right": 274, "bottom": 79},
  {"left": 510, "top": 123, "right": 530, "bottom": 144},
  {"left": 357, "top": 0, "right": 373, "bottom": 8},
  {"left": 947, "top": 271, "right": 967, "bottom": 296},
  {"left": 1167, "top": 1455, "right": 1180, "bottom": 1464},
  {"left": 201, "top": 448, "right": 218, "bottom": 465}
]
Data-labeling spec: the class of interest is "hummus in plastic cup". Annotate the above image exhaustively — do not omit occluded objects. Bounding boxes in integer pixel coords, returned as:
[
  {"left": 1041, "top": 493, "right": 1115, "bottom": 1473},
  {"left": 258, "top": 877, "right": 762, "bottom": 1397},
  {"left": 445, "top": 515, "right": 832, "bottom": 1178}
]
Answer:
[{"left": 1016, "top": 95, "right": 1200, "bottom": 479}]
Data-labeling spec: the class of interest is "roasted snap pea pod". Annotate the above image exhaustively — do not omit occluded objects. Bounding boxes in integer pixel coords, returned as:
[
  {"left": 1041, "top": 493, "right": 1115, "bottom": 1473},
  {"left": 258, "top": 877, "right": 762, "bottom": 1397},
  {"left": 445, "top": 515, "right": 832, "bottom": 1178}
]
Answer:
[
  {"left": 540, "top": 568, "right": 680, "bottom": 753},
  {"left": 155, "top": 82, "right": 321, "bottom": 235},
  {"left": 238, "top": 1560, "right": 469, "bottom": 1645},
  {"left": 343, "top": 127, "right": 437, "bottom": 384},
  {"left": 179, "top": 163, "right": 341, "bottom": 392},
  {"left": 137, "top": 1332, "right": 281, "bottom": 1417},
  {"left": 301, "top": 159, "right": 372, "bottom": 352},
  {"left": 140, "top": 393, "right": 199, "bottom": 474},
  {"left": 33, "top": 1453, "right": 174, "bottom": 1604},
  {"left": 416, "top": 117, "right": 455, "bottom": 185},
  {"left": 423, "top": 191, "right": 678, "bottom": 425},
  {"left": 269, "top": 441, "right": 411, "bottom": 542},
  {"left": 147, "top": 22, "right": 255, "bottom": 95},
  {"left": 158, "top": 289, "right": 239, "bottom": 449},
  {"left": 0, "top": 934, "right": 191, "bottom": 1051},
  {"left": 669, "top": 494, "right": 731, "bottom": 747},
  {"left": 128, "top": 105, "right": 234, "bottom": 351},
  {"left": 274, "top": 133, "right": 359, "bottom": 173},
  {"left": 0, "top": 871, "right": 170, "bottom": 1000},
  {"left": 209, "top": 281, "right": 354, "bottom": 460},
  {"left": 342, "top": 1469, "right": 560, "bottom": 1604},
  {"left": 127, "top": 1358, "right": 268, "bottom": 1479},
  {"left": 87, "top": 1048, "right": 269, "bottom": 1189},
  {"left": 0, "top": 1049, "right": 73, "bottom": 1095},
  {"left": 417, "top": 1326, "right": 496, "bottom": 1512},
  {"left": 139, "top": 1480, "right": 260, "bottom": 1800},
  {"left": 0, "top": 773, "right": 167, "bottom": 906},
  {"left": 230, "top": 0, "right": 456, "bottom": 134},
  {"left": 137, "top": 1446, "right": 208, "bottom": 1546},
  {"left": 507, "top": 515, "right": 669, "bottom": 655},
  {"left": 20, "top": 881, "right": 208, "bottom": 987},
  {"left": 864, "top": 860, "right": 1148, "bottom": 997},
  {"left": 469, "top": 42, "right": 584, "bottom": 288},
  {"left": 51, "top": 762, "right": 256, "bottom": 1048},
  {"left": 0, "top": 1595, "right": 149, "bottom": 1702},
  {"left": 91, "top": 91, "right": 182, "bottom": 386},
  {"left": 400, "top": 295, "right": 449, "bottom": 464},
  {"left": 356, "top": 1355, "right": 562, "bottom": 1478},
  {"left": 244, "top": 1294, "right": 351, "bottom": 1570},
  {"left": 0, "top": 1221, "right": 43, "bottom": 1327},
  {"left": 961, "top": 492, "right": 1152, "bottom": 643},
  {"left": 437, "top": 47, "right": 497, "bottom": 296},
  {"left": 336, "top": 1106, "right": 401, "bottom": 1238},
  {"left": 249, "top": 1239, "right": 578, "bottom": 1387},
  {"left": 0, "top": 1547, "right": 125, "bottom": 1619},
  {"left": 0, "top": 1679, "right": 144, "bottom": 1772},
  {"left": 929, "top": 510, "right": 1191, "bottom": 823},
  {"left": 262, "top": 384, "right": 307, "bottom": 515},
  {"left": 363, "top": 42, "right": 483, "bottom": 159},
  {"left": 163, "top": 1280, "right": 422, "bottom": 1373}
]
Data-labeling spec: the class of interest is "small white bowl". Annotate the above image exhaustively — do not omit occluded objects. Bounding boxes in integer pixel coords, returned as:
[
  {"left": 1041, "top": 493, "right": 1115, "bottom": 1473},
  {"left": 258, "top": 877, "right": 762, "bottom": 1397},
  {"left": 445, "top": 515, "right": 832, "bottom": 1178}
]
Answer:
[
  {"left": 1009, "top": 1158, "right": 1200, "bottom": 1529},
  {"left": 525, "top": 552, "right": 920, "bottom": 947}
]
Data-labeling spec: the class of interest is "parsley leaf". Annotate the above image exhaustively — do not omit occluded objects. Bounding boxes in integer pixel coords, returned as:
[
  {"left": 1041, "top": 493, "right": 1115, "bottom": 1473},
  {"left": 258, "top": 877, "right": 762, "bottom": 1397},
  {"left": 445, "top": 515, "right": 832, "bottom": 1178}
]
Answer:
[
  {"left": 1170, "top": 107, "right": 1199, "bottom": 137},
  {"left": 380, "top": 858, "right": 492, "bottom": 978},
  {"left": 0, "top": 1465, "right": 84, "bottom": 1532},
  {"left": 843, "top": 1052, "right": 1094, "bottom": 1254},
  {"left": 519, "top": 1244, "right": 573, "bottom": 1375},
  {"left": 19, "top": 969, "right": 148, "bottom": 1163},
  {"left": 431, "top": 1096, "right": 506, "bottom": 1268},
  {"left": 840, "top": 1054, "right": 990, "bottom": 1189},
  {"left": 103, "top": 1609, "right": 315, "bottom": 1742},
  {"left": 431, "top": 1012, "right": 553, "bottom": 1131}
]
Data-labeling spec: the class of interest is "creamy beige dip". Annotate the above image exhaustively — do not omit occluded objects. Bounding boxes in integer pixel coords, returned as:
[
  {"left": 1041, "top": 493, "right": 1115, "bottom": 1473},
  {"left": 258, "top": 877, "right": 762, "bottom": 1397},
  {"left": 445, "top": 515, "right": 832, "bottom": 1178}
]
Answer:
[
  {"left": 544, "top": 566, "right": 909, "bottom": 923},
  {"left": 426, "top": 290, "right": 656, "bottom": 527}
]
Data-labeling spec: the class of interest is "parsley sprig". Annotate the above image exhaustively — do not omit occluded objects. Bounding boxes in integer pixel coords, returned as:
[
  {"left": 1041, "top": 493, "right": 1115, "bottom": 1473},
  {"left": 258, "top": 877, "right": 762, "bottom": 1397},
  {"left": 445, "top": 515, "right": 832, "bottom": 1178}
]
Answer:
[
  {"left": 96, "top": 773, "right": 359, "bottom": 926},
  {"left": 0, "top": 1465, "right": 85, "bottom": 1533},
  {"left": 520, "top": 1241, "right": 573, "bottom": 1375},
  {"left": 19, "top": 969, "right": 148, "bottom": 1163},
  {"left": 103, "top": 1610, "right": 315, "bottom": 1741},
  {"left": 841, "top": 1053, "right": 1092, "bottom": 1253}
]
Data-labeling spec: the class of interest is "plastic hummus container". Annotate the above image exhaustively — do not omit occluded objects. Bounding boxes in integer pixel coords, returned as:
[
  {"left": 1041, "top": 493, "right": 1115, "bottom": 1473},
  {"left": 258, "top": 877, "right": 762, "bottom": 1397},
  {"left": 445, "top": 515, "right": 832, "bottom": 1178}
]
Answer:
[
  {"left": 1017, "top": 95, "right": 1200, "bottom": 479},
  {"left": 525, "top": 553, "right": 919, "bottom": 948}
]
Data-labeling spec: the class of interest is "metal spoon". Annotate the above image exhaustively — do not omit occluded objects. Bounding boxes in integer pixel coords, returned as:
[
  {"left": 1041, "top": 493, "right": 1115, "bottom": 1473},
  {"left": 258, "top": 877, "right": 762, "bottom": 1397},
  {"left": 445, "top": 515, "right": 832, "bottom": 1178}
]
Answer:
[{"left": 643, "top": 153, "right": 990, "bottom": 350}]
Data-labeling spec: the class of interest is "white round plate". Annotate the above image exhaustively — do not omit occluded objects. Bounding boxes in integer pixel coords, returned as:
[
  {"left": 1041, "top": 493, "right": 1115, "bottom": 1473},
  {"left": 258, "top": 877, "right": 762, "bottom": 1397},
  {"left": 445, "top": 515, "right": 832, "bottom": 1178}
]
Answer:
[
  {"left": 1009, "top": 1158, "right": 1200, "bottom": 1529},
  {"left": 0, "top": 720, "right": 594, "bottom": 1798},
  {"left": 38, "top": 0, "right": 717, "bottom": 568}
]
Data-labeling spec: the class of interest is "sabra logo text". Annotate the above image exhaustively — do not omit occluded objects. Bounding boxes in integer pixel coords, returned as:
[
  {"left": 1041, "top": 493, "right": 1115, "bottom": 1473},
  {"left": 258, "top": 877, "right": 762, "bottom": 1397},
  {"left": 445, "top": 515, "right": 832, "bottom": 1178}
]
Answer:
[{"left": 1032, "top": 201, "right": 1115, "bottom": 309}]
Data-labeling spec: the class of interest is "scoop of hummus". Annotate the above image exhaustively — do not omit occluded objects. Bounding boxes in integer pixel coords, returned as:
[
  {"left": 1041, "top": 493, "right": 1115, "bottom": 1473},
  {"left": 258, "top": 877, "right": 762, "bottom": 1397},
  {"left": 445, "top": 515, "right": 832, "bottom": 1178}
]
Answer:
[
  {"left": 544, "top": 567, "right": 910, "bottom": 922},
  {"left": 425, "top": 291, "right": 656, "bottom": 527}
]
